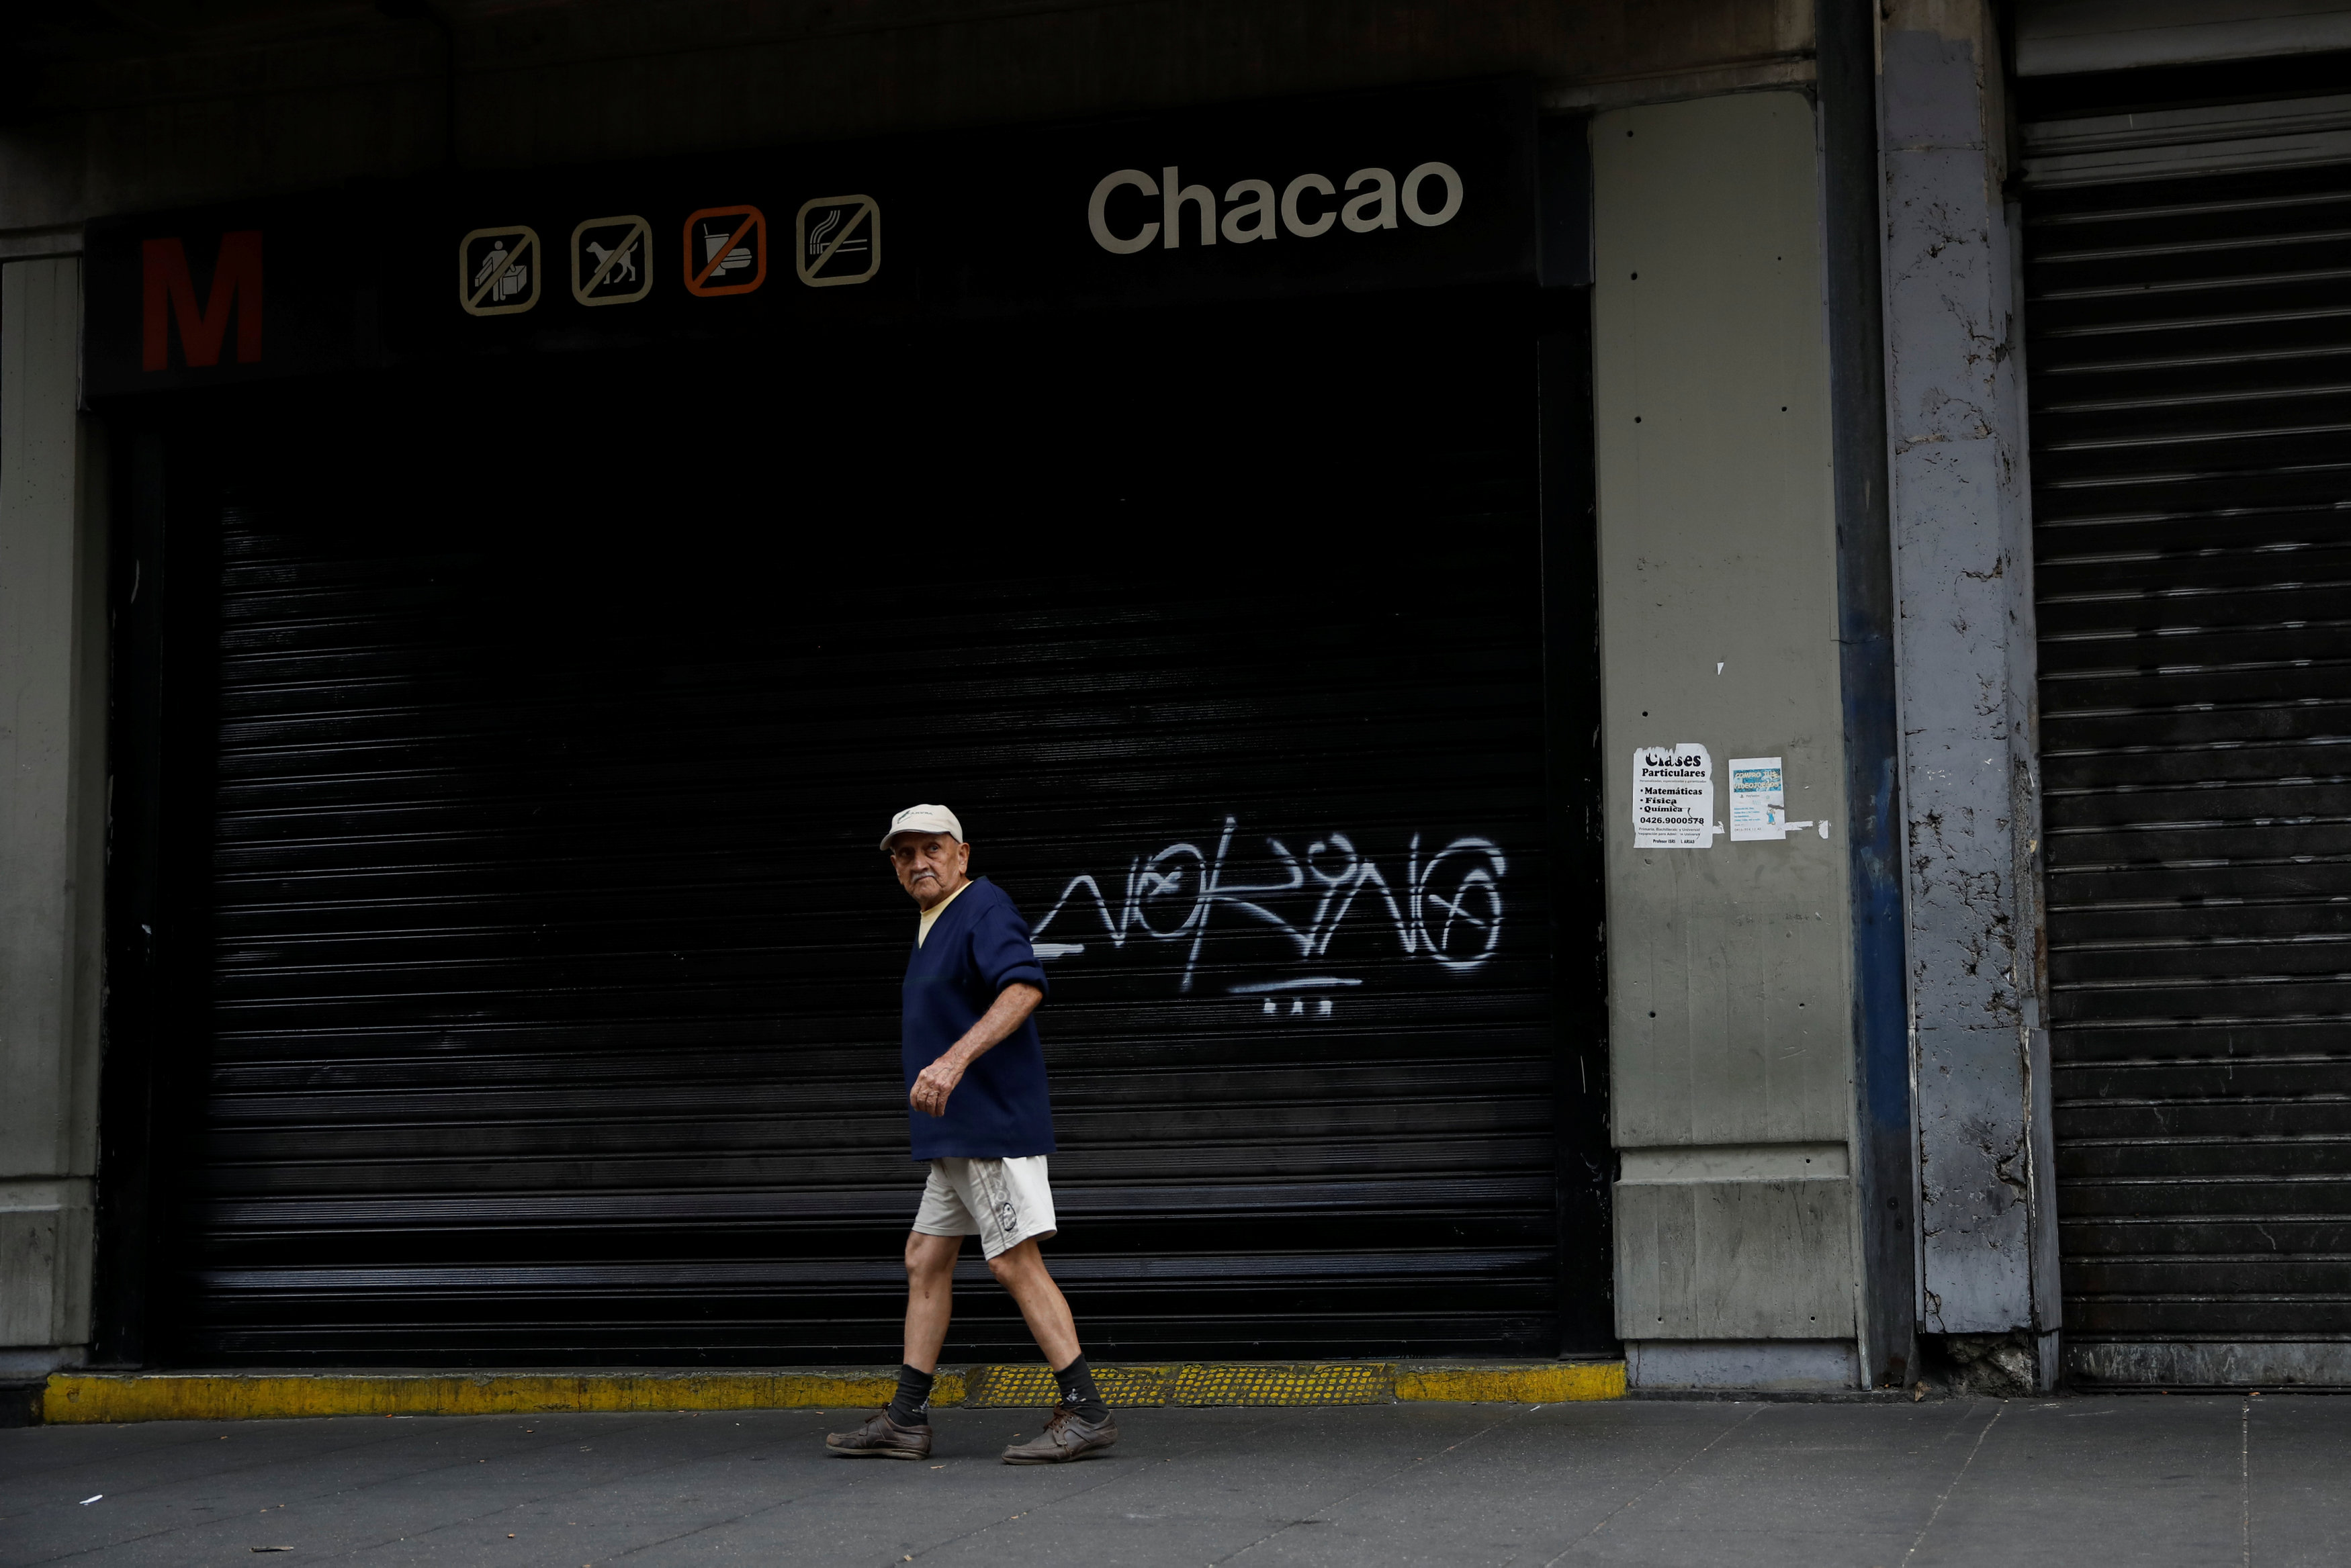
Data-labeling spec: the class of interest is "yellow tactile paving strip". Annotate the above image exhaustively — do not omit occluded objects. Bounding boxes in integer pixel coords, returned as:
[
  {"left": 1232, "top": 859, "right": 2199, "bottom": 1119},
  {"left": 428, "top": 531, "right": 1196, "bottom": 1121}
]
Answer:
[{"left": 43, "top": 1361, "right": 1624, "bottom": 1424}]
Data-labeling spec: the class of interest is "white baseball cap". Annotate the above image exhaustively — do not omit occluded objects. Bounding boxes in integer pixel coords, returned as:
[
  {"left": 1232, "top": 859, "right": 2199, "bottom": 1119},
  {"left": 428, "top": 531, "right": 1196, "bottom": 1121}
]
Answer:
[{"left": 881, "top": 803, "right": 964, "bottom": 851}]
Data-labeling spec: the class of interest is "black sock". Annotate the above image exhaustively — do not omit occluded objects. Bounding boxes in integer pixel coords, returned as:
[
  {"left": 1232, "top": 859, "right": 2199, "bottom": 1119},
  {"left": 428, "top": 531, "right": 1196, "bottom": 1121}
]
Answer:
[
  {"left": 1052, "top": 1354, "right": 1111, "bottom": 1423},
  {"left": 887, "top": 1363, "right": 935, "bottom": 1425}
]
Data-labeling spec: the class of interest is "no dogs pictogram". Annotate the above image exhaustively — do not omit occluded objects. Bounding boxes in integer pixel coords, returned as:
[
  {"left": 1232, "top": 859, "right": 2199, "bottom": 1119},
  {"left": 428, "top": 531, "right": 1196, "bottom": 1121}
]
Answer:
[
  {"left": 683, "top": 205, "right": 766, "bottom": 296},
  {"left": 570, "top": 215, "right": 653, "bottom": 306},
  {"left": 459, "top": 226, "right": 541, "bottom": 316},
  {"left": 796, "top": 195, "right": 880, "bottom": 287}
]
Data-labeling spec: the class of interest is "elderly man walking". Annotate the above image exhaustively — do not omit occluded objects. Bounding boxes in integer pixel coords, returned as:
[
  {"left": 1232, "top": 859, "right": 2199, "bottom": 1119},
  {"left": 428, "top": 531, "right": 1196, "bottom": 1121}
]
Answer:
[{"left": 825, "top": 804, "right": 1118, "bottom": 1464}]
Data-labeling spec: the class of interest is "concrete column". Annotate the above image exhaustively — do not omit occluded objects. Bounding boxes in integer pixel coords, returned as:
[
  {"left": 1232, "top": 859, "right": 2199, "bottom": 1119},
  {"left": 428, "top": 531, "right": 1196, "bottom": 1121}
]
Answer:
[
  {"left": 1, "top": 255, "right": 107, "bottom": 1379},
  {"left": 1594, "top": 93, "right": 1865, "bottom": 1391},
  {"left": 1879, "top": 1, "right": 2060, "bottom": 1390}
]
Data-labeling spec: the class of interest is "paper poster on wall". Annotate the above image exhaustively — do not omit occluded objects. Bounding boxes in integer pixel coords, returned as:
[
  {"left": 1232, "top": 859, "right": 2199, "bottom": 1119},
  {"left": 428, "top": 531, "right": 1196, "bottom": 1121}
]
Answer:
[
  {"left": 1633, "top": 743, "right": 1719, "bottom": 848},
  {"left": 1728, "top": 756, "right": 1785, "bottom": 841},
  {"left": 1729, "top": 755, "right": 1822, "bottom": 841}
]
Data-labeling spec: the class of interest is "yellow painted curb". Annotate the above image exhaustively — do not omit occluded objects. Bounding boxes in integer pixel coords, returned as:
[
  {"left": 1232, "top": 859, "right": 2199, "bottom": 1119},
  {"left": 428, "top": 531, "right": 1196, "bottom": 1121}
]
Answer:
[
  {"left": 1394, "top": 1362, "right": 1626, "bottom": 1403},
  {"left": 43, "top": 1370, "right": 961, "bottom": 1426},
  {"left": 42, "top": 1360, "right": 1626, "bottom": 1424}
]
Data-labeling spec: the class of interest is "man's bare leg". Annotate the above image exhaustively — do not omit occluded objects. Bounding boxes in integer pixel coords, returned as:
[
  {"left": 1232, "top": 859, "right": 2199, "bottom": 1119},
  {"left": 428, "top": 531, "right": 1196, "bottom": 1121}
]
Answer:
[
  {"left": 985, "top": 1238, "right": 1080, "bottom": 1368},
  {"left": 826, "top": 1231, "right": 961, "bottom": 1457},
  {"left": 904, "top": 1231, "right": 962, "bottom": 1373},
  {"left": 990, "top": 1238, "right": 1116, "bottom": 1463}
]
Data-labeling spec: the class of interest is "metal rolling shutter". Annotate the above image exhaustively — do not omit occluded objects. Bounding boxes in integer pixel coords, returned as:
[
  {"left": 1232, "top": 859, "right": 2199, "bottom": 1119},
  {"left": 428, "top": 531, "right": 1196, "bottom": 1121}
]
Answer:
[
  {"left": 167, "top": 297, "right": 1587, "bottom": 1366},
  {"left": 2025, "top": 107, "right": 2351, "bottom": 1382}
]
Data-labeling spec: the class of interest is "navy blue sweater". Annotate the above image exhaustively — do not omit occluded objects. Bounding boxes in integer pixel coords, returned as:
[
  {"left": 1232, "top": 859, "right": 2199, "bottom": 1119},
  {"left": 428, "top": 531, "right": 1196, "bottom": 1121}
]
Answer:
[{"left": 901, "top": 877, "right": 1055, "bottom": 1160}]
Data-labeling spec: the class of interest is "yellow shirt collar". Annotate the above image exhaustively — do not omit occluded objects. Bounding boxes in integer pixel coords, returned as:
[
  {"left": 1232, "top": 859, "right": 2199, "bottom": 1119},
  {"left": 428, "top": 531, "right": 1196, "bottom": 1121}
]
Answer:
[{"left": 916, "top": 878, "right": 972, "bottom": 947}]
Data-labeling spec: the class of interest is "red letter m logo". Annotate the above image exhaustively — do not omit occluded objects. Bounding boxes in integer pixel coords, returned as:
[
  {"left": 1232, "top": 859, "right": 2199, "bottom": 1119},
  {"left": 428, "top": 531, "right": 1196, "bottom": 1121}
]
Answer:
[{"left": 141, "top": 232, "right": 263, "bottom": 371}]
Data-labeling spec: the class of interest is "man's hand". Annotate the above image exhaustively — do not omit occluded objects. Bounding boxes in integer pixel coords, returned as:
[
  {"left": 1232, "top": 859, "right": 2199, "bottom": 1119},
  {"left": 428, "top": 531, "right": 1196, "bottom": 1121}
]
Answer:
[
  {"left": 910, "top": 982, "right": 1043, "bottom": 1119},
  {"left": 911, "top": 1054, "right": 966, "bottom": 1118}
]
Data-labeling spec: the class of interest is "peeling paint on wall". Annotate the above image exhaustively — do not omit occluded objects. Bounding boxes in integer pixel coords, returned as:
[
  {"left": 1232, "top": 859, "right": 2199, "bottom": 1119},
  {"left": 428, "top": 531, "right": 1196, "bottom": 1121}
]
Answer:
[{"left": 1880, "top": 3, "right": 2055, "bottom": 1358}]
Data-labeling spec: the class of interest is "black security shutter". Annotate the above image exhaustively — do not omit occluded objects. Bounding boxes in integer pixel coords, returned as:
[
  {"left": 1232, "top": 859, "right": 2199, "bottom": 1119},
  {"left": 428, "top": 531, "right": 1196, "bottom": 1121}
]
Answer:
[
  {"left": 158, "top": 291, "right": 1597, "bottom": 1365},
  {"left": 2027, "top": 146, "right": 2351, "bottom": 1371}
]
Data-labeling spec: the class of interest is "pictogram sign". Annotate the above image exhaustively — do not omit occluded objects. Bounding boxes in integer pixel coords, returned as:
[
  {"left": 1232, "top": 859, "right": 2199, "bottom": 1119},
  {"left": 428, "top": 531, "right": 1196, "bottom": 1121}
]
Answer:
[
  {"left": 795, "top": 195, "right": 880, "bottom": 287},
  {"left": 570, "top": 215, "right": 653, "bottom": 306},
  {"left": 459, "top": 226, "right": 541, "bottom": 316},
  {"left": 682, "top": 205, "right": 766, "bottom": 296}
]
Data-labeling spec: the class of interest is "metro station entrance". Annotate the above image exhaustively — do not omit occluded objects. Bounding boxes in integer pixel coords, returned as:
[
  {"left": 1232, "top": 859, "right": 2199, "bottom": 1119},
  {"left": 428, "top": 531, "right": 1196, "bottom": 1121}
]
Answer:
[{"left": 107, "top": 279, "right": 1611, "bottom": 1366}]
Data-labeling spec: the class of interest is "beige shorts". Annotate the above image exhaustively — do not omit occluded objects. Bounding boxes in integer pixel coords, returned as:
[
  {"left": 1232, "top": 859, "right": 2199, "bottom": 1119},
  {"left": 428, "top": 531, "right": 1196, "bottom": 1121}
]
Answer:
[{"left": 912, "top": 1156, "right": 1059, "bottom": 1260}]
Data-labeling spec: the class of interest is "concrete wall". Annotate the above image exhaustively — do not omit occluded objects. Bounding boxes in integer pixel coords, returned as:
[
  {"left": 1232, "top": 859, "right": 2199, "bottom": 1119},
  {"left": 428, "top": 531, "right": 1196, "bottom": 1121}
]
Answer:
[
  {"left": 0, "top": 255, "right": 107, "bottom": 1378},
  {"left": 1593, "top": 92, "right": 1865, "bottom": 1388},
  {"left": 0, "top": 0, "right": 1814, "bottom": 237},
  {"left": 1879, "top": 0, "right": 2057, "bottom": 1391},
  {"left": 0, "top": 0, "right": 1941, "bottom": 1382}
]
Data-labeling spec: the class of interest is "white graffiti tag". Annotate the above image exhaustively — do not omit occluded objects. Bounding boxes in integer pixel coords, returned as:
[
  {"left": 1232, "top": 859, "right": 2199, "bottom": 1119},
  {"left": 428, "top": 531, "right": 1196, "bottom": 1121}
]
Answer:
[{"left": 1030, "top": 817, "right": 1505, "bottom": 994}]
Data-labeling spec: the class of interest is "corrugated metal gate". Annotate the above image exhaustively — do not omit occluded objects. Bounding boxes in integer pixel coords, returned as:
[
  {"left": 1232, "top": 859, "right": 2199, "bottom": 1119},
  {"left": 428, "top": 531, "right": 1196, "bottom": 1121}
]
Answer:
[
  {"left": 2025, "top": 101, "right": 2351, "bottom": 1383},
  {"left": 151, "top": 293, "right": 1605, "bottom": 1366}
]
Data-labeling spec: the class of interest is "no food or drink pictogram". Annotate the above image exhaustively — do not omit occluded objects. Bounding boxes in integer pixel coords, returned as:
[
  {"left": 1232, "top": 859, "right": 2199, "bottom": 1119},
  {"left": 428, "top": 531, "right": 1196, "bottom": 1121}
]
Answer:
[
  {"left": 459, "top": 226, "right": 541, "bottom": 316},
  {"left": 683, "top": 206, "right": 766, "bottom": 296}
]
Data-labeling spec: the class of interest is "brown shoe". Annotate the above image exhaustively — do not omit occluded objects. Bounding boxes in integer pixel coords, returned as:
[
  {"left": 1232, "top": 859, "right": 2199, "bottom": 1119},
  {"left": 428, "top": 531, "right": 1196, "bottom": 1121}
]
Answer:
[
  {"left": 1000, "top": 1404, "right": 1118, "bottom": 1465},
  {"left": 825, "top": 1408, "right": 931, "bottom": 1459}
]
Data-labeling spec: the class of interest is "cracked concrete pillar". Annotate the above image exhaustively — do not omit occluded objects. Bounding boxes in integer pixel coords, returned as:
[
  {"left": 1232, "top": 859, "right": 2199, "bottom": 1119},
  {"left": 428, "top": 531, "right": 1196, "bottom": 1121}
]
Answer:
[{"left": 1879, "top": 0, "right": 2059, "bottom": 1388}]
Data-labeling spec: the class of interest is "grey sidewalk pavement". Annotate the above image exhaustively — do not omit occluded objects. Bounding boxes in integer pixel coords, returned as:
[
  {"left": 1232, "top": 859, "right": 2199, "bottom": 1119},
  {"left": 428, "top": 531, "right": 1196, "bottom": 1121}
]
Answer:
[{"left": 5, "top": 1395, "right": 2348, "bottom": 1567}]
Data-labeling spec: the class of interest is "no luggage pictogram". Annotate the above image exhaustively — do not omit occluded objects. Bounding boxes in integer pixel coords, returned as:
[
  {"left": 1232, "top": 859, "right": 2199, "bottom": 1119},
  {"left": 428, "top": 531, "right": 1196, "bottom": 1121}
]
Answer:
[
  {"left": 683, "top": 206, "right": 766, "bottom": 296},
  {"left": 570, "top": 215, "right": 653, "bottom": 306},
  {"left": 796, "top": 195, "right": 880, "bottom": 287},
  {"left": 459, "top": 226, "right": 541, "bottom": 316}
]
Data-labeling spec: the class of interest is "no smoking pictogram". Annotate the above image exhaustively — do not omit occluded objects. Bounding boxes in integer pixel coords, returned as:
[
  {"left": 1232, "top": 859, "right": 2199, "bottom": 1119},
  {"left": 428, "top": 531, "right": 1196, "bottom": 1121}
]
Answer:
[
  {"left": 683, "top": 205, "right": 766, "bottom": 297},
  {"left": 796, "top": 195, "right": 880, "bottom": 287}
]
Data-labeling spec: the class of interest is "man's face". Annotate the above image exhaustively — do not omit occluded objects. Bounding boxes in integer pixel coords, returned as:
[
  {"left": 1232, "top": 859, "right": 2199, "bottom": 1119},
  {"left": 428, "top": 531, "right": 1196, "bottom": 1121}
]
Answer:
[{"left": 888, "top": 832, "right": 971, "bottom": 909}]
